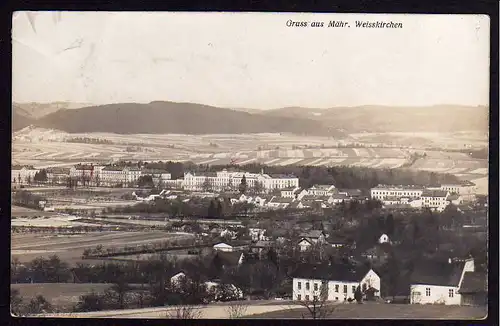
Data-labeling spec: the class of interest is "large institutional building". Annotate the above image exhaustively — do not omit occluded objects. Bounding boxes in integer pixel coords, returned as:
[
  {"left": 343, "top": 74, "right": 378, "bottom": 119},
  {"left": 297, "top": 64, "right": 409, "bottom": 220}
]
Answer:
[
  {"left": 182, "top": 169, "right": 299, "bottom": 192},
  {"left": 370, "top": 182, "right": 477, "bottom": 212}
]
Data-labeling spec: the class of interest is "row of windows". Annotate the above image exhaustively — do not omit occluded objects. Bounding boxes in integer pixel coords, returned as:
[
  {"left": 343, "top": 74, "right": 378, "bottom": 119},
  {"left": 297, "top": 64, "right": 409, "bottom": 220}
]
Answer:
[
  {"left": 424, "top": 288, "right": 456, "bottom": 298},
  {"left": 297, "top": 282, "right": 360, "bottom": 294}
]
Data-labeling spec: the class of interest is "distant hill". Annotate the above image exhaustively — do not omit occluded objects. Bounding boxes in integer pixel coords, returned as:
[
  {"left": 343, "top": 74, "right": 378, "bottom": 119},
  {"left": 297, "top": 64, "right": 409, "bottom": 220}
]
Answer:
[
  {"left": 263, "top": 105, "right": 489, "bottom": 133},
  {"left": 12, "top": 104, "right": 35, "bottom": 131},
  {"left": 33, "top": 101, "right": 343, "bottom": 136},
  {"left": 13, "top": 102, "right": 93, "bottom": 119}
]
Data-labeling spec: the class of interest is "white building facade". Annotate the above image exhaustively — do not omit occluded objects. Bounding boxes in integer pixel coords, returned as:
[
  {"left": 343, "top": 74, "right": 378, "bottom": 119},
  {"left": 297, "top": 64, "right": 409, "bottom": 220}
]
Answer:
[
  {"left": 410, "top": 259, "right": 475, "bottom": 305},
  {"left": 293, "top": 269, "right": 381, "bottom": 302},
  {"left": 182, "top": 169, "right": 299, "bottom": 193},
  {"left": 371, "top": 185, "right": 424, "bottom": 201}
]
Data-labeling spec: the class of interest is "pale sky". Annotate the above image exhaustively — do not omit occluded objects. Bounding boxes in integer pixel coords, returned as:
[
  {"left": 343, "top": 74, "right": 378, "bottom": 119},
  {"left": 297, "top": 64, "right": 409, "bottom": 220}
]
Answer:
[{"left": 12, "top": 12, "right": 490, "bottom": 109}]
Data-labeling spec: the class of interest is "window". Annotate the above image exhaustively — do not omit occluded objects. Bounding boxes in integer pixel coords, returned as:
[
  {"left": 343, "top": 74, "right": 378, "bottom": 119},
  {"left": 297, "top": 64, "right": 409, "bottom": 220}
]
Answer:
[
  {"left": 343, "top": 285, "right": 348, "bottom": 293},
  {"left": 313, "top": 295, "right": 318, "bottom": 301},
  {"left": 352, "top": 286, "right": 356, "bottom": 293},
  {"left": 305, "top": 295, "right": 310, "bottom": 301},
  {"left": 426, "top": 288, "right": 431, "bottom": 296},
  {"left": 297, "top": 294, "right": 301, "bottom": 301},
  {"left": 298, "top": 282, "right": 301, "bottom": 290},
  {"left": 314, "top": 283, "right": 318, "bottom": 291},
  {"left": 449, "top": 289, "right": 454, "bottom": 298},
  {"left": 306, "top": 282, "right": 310, "bottom": 290},
  {"left": 335, "top": 285, "right": 339, "bottom": 292}
]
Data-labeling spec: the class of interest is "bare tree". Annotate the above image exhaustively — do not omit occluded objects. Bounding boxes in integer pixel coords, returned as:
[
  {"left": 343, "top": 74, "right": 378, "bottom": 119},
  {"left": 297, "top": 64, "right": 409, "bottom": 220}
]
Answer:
[
  {"left": 297, "top": 283, "right": 336, "bottom": 319},
  {"left": 166, "top": 305, "right": 203, "bottom": 319},
  {"left": 225, "top": 301, "right": 248, "bottom": 319}
]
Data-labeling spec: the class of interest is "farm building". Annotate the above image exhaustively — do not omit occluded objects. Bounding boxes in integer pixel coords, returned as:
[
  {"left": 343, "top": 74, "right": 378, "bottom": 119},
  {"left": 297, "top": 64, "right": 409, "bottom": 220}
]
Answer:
[
  {"left": 291, "top": 263, "right": 381, "bottom": 302},
  {"left": 410, "top": 258, "right": 475, "bottom": 305}
]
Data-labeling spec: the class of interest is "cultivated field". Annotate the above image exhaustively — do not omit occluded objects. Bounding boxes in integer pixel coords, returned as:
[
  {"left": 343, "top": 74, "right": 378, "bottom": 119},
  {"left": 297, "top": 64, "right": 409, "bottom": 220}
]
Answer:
[
  {"left": 12, "top": 129, "right": 487, "bottom": 178},
  {"left": 12, "top": 283, "right": 112, "bottom": 310},
  {"left": 11, "top": 231, "right": 194, "bottom": 265}
]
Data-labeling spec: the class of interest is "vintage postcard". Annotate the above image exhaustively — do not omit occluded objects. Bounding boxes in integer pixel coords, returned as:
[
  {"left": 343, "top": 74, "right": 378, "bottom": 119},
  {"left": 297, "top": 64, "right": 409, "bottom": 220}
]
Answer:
[{"left": 11, "top": 12, "right": 489, "bottom": 319}]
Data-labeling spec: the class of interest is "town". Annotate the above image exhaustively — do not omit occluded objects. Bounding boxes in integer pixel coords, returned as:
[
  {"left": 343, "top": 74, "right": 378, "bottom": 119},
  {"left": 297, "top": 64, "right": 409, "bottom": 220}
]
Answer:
[{"left": 11, "top": 160, "right": 488, "bottom": 318}]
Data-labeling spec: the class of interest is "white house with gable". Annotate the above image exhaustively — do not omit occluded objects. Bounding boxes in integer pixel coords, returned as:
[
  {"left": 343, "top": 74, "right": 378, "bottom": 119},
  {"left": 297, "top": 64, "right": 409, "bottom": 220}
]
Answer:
[
  {"left": 410, "top": 258, "right": 475, "bottom": 305},
  {"left": 292, "top": 263, "right": 381, "bottom": 302}
]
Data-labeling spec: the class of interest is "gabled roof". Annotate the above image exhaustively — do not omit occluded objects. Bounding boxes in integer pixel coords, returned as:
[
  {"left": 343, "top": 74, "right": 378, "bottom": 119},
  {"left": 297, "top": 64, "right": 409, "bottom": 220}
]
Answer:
[
  {"left": 459, "top": 272, "right": 487, "bottom": 293},
  {"left": 329, "top": 193, "right": 350, "bottom": 200},
  {"left": 299, "top": 230, "right": 325, "bottom": 239},
  {"left": 268, "top": 197, "right": 294, "bottom": 204},
  {"left": 253, "top": 240, "right": 274, "bottom": 248},
  {"left": 214, "top": 251, "right": 244, "bottom": 266},
  {"left": 410, "top": 260, "right": 465, "bottom": 286},
  {"left": 338, "top": 189, "right": 363, "bottom": 197},
  {"left": 421, "top": 190, "right": 449, "bottom": 198},
  {"left": 291, "top": 263, "right": 373, "bottom": 283}
]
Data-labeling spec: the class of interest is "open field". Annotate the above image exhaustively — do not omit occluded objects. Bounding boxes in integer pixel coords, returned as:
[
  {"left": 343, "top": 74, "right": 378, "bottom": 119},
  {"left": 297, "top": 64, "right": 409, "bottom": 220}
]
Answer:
[
  {"left": 40, "top": 300, "right": 302, "bottom": 319},
  {"left": 248, "top": 302, "right": 488, "bottom": 319},
  {"left": 12, "top": 130, "right": 488, "bottom": 182},
  {"left": 38, "top": 301, "right": 487, "bottom": 319},
  {"left": 11, "top": 231, "right": 194, "bottom": 265},
  {"left": 12, "top": 283, "right": 112, "bottom": 309}
]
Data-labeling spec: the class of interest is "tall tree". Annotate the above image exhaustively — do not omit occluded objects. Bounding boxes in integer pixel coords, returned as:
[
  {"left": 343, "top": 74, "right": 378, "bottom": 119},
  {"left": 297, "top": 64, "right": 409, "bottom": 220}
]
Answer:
[
  {"left": 385, "top": 214, "right": 395, "bottom": 237},
  {"left": 207, "top": 200, "right": 216, "bottom": 218},
  {"left": 239, "top": 175, "right": 247, "bottom": 195},
  {"left": 202, "top": 177, "right": 212, "bottom": 192}
]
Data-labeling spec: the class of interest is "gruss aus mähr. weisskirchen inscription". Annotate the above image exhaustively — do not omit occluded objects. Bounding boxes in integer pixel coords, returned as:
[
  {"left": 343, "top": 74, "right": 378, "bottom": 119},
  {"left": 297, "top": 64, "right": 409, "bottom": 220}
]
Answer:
[{"left": 286, "top": 20, "right": 403, "bottom": 28}]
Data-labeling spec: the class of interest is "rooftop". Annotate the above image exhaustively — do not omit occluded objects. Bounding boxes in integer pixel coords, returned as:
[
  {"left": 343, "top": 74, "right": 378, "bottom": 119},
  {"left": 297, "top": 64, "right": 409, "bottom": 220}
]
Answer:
[
  {"left": 459, "top": 272, "right": 487, "bottom": 293},
  {"left": 299, "top": 230, "right": 325, "bottom": 239},
  {"left": 291, "top": 263, "right": 373, "bottom": 283},
  {"left": 410, "top": 259, "right": 465, "bottom": 287},
  {"left": 421, "top": 189, "right": 449, "bottom": 198},
  {"left": 372, "top": 184, "right": 424, "bottom": 190}
]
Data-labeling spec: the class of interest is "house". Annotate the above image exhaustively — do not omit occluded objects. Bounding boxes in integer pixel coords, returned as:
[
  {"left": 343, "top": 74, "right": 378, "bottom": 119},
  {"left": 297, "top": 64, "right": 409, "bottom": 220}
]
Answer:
[
  {"left": 307, "top": 185, "right": 337, "bottom": 197},
  {"left": 439, "top": 181, "right": 477, "bottom": 202},
  {"left": 421, "top": 190, "right": 450, "bottom": 212},
  {"left": 213, "top": 251, "right": 246, "bottom": 269},
  {"left": 251, "top": 241, "right": 275, "bottom": 258},
  {"left": 328, "top": 194, "right": 350, "bottom": 205},
  {"left": 294, "top": 188, "right": 309, "bottom": 200},
  {"left": 410, "top": 258, "right": 475, "bottom": 305},
  {"left": 248, "top": 228, "right": 266, "bottom": 241},
  {"left": 458, "top": 271, "right": 487, "bottom": 306},
  {"left": 45, "top": 167, "right": 70, "bottom": 184},
  {"left": 141, "top": 168, "right": 171, "bottom": 186},
  {"left": 169, "top": 271, "right": 188, "bottom": 288},
  {"left": 291, "top": 263, "right": 381, "bottom": 302},
  {"left": 266, "top": 196, "right": 294, "bottom": 209},
  {"left": 281, "top": 187, "right": 300, "bottom": 198},
  {"left": 299, "top": 230, "right": 327, "bottom": 244},
  {"left": 220, "top": 229, "right": 237, "bottom": 240},
  {"left": 326, "top": 235, "right": 348, "bottom": 248},
  {"left": 371, "top": 185, "right": 424, "bottom": 201},
  {"left": 338, "top": 189, "right": 364, "bottom": 200},
  {"left": 447, "top": 194, "right": 463, "bottom": 206},
  {"left": 297, "top": 238, "right": 313, "bottom": 252},
  {"left": 213, "top": 241, "right": 250, "bottom": 252},
  {"left": 205, "top": 281, "right": 244, "bottom": 300},
  {"left": 361, "top": 243, "right": 392, "bottom": 263},
  {"left": 378, "top": 234, "right": 390, "bottom": 244},
  {"left": 12, "top": 165, "right": 40, "bottom": 184}
]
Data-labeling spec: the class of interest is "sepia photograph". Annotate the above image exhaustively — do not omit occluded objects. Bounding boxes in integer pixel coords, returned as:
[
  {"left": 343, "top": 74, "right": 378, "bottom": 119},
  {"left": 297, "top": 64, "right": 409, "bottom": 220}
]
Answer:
[{"left": 10, "top": 11, "right": 490, "bottom": 319}]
